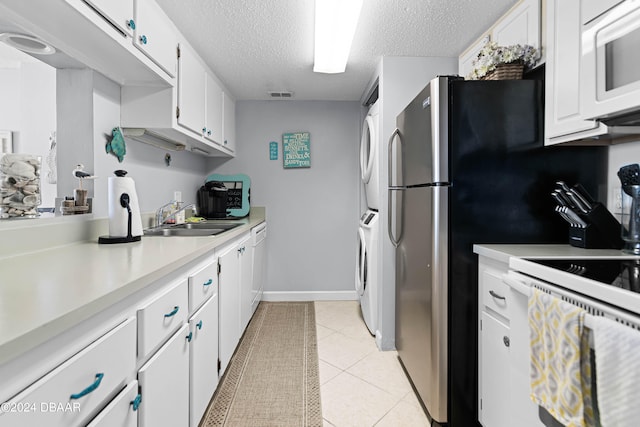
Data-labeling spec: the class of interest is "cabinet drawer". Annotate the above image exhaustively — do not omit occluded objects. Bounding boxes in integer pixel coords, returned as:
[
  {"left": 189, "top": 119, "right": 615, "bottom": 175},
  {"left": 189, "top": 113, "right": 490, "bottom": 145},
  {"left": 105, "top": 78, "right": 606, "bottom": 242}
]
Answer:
[
  {"left": 481, "top": 269, "right": 510, "bottom": 319},
  {"left": 86, "top": 380, "right": 139, "bottom": 427},
  {"left": 188, "top": 259, "right": 218, "bottom": 313},
  {"left": 137, "top": 278, "right": 188, "bottom": 359},
  {"left": 1, "top": 318, "right": 136, "bottom": 427}
]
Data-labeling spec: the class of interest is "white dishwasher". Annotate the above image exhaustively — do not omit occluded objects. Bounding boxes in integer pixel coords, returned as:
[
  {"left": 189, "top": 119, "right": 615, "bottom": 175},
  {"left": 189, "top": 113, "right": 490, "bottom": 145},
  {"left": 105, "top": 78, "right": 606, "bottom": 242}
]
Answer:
[{"left": 251, "top": 222, "right": 267, "bottom": 315}]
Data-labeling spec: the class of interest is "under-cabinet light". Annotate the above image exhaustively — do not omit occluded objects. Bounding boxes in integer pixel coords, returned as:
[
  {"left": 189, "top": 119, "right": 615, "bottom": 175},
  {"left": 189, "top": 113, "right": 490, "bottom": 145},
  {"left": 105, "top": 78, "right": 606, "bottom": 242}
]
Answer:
[
  {"left": 313, "top": 0, "right": 363, "bottom": 74},
  {"left": 0, "top": 33, "right": 56, "bottom": 55},
  {"left": 122, "top": 128, "right": 186, "bottom": 151}
]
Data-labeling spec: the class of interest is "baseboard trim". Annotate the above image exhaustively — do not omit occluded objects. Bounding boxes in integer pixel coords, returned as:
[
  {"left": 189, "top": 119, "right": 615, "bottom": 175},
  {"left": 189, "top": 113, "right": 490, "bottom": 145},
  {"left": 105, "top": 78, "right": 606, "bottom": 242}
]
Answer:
[{"left": 261, "top": 291, "right": 358, "bottom": 302}]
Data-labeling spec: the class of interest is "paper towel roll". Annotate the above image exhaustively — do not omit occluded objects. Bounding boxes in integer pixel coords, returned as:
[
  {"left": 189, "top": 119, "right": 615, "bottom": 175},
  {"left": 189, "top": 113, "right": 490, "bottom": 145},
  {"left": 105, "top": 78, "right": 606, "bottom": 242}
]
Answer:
[{"left": 108, "top": 176, "right": 143, "bottom": 238}]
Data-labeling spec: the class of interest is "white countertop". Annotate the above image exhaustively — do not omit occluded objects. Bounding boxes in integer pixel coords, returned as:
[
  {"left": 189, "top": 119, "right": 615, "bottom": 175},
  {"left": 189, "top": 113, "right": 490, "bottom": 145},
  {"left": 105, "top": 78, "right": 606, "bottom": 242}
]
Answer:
[
  {"left": 473, "top": 243, "right": 634, "bottom": 264},
  {"left": 0, "top": 208, "right": 265, "bottom": 365}
]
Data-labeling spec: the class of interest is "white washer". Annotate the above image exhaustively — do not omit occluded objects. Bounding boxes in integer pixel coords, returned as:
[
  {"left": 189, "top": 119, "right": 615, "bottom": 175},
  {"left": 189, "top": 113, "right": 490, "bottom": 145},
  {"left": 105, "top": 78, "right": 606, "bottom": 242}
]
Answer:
[
  {"left": 360, "top": 102, "right": 380, "bottom": 210},
  {"left": 355, "top": 209, "right": 379, "bottom": 335}
]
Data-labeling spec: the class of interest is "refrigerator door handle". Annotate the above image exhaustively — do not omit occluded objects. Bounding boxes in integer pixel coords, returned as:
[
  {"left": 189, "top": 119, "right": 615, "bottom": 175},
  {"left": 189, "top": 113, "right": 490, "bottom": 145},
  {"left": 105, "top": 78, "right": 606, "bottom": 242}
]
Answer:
[
  {"left": 388, "top": 129, "right": 403, "bottom": 248},
  {"left": 387, "top": 128, "right": 401, "bottom": 188},
  {"left": 388, "top": 188, "right": 404, "bottom": 248}
]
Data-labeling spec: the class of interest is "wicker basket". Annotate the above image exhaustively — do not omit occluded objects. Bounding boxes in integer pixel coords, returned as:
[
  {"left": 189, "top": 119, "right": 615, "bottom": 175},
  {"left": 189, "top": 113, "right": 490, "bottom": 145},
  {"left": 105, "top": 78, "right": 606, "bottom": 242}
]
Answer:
[{"left": 481, "top": 63, "right": 524, "bottom": 80}]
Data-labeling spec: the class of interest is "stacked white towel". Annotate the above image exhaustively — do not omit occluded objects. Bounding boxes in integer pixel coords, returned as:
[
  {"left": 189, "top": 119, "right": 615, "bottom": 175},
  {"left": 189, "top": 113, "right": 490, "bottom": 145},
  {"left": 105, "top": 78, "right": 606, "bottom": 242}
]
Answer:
[{"left": 591, "top": 316, "right": 640, "bottom": 427}]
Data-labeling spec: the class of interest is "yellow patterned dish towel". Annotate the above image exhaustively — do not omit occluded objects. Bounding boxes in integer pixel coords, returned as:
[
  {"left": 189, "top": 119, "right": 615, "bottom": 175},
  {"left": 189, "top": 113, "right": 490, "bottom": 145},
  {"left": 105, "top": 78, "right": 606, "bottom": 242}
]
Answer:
[{"left": 529, "top": 288, "right": 594, "bottom": 427}]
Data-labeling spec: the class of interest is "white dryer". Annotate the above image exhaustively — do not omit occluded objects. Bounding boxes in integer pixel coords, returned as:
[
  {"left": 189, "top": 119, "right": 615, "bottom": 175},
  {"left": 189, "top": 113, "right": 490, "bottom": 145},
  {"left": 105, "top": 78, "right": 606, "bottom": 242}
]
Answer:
[
  {"left": 360, "top": 102, "right": 380, "bottom": 210},
  {"left": 355, "top": 209, "right": 379, "bottom": 335}
]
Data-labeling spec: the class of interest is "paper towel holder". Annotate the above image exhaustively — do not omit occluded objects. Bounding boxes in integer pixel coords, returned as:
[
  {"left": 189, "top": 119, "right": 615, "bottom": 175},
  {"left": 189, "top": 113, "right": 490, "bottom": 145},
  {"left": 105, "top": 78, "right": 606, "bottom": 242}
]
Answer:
[{"left": 98, "top": 192, "right": 142, "bottom": 244}]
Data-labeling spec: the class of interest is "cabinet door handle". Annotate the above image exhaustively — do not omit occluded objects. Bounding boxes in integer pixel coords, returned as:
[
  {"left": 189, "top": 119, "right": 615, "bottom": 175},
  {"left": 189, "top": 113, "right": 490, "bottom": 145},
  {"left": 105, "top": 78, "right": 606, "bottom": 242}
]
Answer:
[
  {"left": 207, "top": 129, "right": 212, "bottom": 136},
  {"left": 164, "top": 306, "right": 179, "bottom": 317},
  {"left": 186, "top": 331, "right": 193, "bottom": 342},
  {"left": 489, "top": 290, "right": 506, "bottom": 301},
  {"left": 196, "top": 320, "right": 203, "bottom": 330},
  {"left": 130, "top": 394, "right": 142, "bottom": 411},
  {"left": 70, "top": 373, "right": 104, "bottom": 399},
  {"left": 204, "top": 278, "right": 213, "bottom": 286},
  {"left": 140, "top": 35, "right": 148, "bottom": 44},
  {"left": 127, "top": 19, "right": 136, "bottom": 30},
  {"left": 503, "top": 336, "right": 510, "bottom": 347}
]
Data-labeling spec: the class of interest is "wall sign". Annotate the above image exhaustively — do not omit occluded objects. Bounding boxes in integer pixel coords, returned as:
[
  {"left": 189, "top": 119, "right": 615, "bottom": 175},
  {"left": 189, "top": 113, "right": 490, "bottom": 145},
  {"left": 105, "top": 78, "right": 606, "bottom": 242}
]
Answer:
[
  {"left": 269, "top": 141, "right": 278, "bottom": 160},
  {"left": 282, "top": 132, "right": 311, "bottom": 169}
]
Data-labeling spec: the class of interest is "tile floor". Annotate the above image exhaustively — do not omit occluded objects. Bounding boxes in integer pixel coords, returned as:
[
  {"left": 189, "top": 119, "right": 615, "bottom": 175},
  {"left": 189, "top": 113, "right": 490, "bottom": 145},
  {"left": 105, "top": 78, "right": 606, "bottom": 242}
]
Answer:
[{"left": 315, "top": 301, "right": 430, "bottom": 427}]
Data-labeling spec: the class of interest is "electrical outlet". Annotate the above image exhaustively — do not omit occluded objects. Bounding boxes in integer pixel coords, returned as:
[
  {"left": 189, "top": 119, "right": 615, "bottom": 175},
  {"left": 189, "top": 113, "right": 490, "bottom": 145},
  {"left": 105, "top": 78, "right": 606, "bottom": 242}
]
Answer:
[{"left": 613, "top": 187, "right": 623, "bottom": 211}]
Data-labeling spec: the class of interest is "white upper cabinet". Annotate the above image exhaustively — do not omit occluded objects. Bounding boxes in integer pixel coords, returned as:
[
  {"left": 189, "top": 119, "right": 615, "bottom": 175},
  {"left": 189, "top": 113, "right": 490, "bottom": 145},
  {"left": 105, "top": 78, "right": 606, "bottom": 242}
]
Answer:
[
  {"left": 177, "top": 41, "right": 226, "bottom": 147},
  {"left": 133, "top": 0, "right": 178, "bottom": 77},
  {"left": 458, "top": 0, "right": 541, "bottom": 78},
  {"left": 205, "top": 73, "right": 224, "bottom": 145},
  {"left": 492, "top": 0, "right": 540, "bottom": 48},
  {"left": 122, "top": 37, "right": 236, "bottom": 157},
  {"left": 544, "top": 0, "right": 606, "bottom": 145},
  {"left": 223, "top": 92, "right": 236, "bottom": 153},
  {"left": 83, "top": 0, "right": 135, "bottom": 37},
  {"left": 177, "top": 42, "right": 206, "bottom": 135}
]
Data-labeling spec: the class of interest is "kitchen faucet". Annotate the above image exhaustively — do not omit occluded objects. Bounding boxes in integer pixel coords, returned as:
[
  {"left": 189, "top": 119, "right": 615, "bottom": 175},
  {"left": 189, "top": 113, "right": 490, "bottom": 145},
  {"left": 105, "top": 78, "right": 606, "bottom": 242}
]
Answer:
[{"left": 155, "top": 202, "right": 197, "bottom": 227}]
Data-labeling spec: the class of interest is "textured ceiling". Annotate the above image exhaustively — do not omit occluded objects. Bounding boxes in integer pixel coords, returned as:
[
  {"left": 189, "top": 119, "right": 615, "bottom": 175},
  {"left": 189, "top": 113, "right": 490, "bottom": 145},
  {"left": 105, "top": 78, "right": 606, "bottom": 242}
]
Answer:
[{"left": 155, "top": 0, "right": 519, "bottom": 101}]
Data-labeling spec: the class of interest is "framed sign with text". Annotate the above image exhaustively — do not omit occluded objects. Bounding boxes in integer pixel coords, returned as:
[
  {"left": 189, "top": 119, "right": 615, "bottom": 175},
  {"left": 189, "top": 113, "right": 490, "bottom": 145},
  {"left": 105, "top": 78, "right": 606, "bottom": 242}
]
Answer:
[{"left": 282, "top": 132, "right": 310, "bottom": 168}]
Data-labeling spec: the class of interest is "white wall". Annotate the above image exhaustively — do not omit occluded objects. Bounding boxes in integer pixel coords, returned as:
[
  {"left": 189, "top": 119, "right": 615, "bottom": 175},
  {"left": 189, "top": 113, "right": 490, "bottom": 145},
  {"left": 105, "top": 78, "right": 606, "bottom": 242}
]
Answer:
[
  {"left": 90, "top": 72, "right": 207, "bottom": 218},
  {"left": 608, "top": 141, "right": 640, "bottom": 213},
  {"left": 1, "top": 57, "right": 57, "bottom": 207},
  {"left": 54, "top": 69, "right": 208, "bottom": 218},
  {"left": 207, "top": 100, "right": 361, "bottom": 299}
]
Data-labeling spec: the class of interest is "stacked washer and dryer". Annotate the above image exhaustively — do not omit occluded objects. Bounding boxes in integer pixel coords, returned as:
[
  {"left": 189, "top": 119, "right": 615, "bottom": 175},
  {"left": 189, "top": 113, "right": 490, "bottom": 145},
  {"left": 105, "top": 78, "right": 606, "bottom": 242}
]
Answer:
[{"left": 356, "top": 101, "right": 380, "bottom": 336}]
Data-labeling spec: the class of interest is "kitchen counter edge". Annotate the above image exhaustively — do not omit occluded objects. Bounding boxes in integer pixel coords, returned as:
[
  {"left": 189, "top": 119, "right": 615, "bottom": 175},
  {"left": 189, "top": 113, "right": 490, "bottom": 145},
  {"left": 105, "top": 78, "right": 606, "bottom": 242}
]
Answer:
[{"left": 473, "top": 243, "right": 632, "bottom": 263}]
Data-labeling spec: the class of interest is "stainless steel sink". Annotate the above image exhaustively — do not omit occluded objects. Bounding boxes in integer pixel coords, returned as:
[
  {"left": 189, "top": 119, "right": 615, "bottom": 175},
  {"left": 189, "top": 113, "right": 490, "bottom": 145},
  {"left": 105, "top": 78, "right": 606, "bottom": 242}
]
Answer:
[{"left": 144, "top": 222, "right": 242, "bottom": 237}]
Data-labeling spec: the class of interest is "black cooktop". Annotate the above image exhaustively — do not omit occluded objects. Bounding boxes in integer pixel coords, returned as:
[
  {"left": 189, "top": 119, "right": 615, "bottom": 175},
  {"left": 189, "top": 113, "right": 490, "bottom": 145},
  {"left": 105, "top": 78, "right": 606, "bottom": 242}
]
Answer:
[{"left": 528, "top": 259, "right": 640, "bottom": 294}]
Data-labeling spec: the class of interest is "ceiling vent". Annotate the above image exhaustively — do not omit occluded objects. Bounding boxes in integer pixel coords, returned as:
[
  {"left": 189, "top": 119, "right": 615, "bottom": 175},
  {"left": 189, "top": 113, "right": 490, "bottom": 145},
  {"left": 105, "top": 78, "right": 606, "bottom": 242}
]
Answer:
[{"left": 268, "top": 91, "right": 294, "bottom": 99}]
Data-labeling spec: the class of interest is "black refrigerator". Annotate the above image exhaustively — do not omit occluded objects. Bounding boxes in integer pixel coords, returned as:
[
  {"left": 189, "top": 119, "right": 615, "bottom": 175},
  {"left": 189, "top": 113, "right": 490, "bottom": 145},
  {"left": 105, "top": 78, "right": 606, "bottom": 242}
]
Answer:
[{"left": 388, "top": 75, "right": 607, "bottom": 426}]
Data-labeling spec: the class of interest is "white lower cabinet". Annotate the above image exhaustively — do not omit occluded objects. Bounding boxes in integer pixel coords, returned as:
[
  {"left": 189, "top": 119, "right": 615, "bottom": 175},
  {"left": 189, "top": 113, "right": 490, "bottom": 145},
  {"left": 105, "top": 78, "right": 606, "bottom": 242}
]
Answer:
[
  {"left": 0, "top": 225, "right": 264, "bottom": 427},
  {"left": 86, "top": 380, "right": 139, "bottom": 427},
  {"left": 189, "top": 294, "right": 219, "bottom": 427},
  {"left": 138, "top": 323, "right": 190, "bottom": 427},
  {"left": 1, "top": 318, "right": 136, "bottom": 427},
  {"left": 478, "top": 256, "right": 543, "bottom": 427},
  {"left": 218, "top": 238, "right": 242, "bottom": 376},
  {"left": 480, "top": 311, "right": 512, "bottom": 427}
]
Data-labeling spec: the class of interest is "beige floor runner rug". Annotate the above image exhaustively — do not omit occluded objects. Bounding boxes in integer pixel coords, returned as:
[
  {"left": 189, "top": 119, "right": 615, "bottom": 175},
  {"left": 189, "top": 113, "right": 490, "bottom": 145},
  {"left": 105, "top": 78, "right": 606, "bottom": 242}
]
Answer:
[{"left": 201, "top": 301, "right": 322, "bottom": 426}]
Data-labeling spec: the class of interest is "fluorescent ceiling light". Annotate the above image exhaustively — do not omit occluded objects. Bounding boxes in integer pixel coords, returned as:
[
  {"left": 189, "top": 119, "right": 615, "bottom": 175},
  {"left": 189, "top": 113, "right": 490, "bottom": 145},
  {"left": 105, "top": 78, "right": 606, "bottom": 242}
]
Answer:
[{"left": 313, "top": 0, "right": 363, "bottom": 74}]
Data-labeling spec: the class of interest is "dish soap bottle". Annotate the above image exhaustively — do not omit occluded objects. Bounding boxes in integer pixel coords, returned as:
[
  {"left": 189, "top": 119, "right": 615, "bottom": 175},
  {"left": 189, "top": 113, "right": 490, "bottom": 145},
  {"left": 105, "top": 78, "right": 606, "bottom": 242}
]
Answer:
[{"left": 174, "top": 191, "right": 185, "bottom": 224}]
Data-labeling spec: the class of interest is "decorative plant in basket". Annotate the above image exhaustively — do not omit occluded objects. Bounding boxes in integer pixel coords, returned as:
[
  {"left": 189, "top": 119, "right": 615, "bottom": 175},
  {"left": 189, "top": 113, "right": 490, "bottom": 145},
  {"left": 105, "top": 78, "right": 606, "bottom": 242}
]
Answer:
[{"left": 467, "top": 42, "right": 540, "bottom": 80}]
